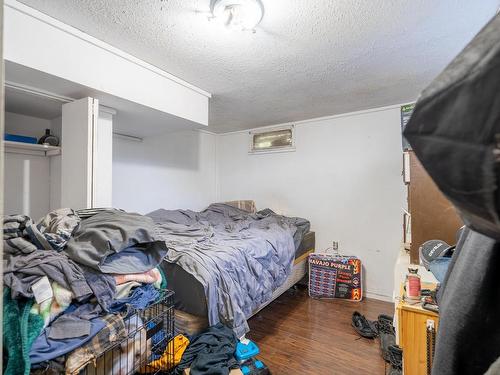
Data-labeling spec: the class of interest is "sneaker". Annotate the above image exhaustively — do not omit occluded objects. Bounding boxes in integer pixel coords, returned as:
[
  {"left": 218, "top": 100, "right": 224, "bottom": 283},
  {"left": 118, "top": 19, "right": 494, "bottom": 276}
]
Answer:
[
  {"left": 386, "top": 345, "right": 403, "bottom": 375},
  {"left": 378, "top": 314, "right": 394, "bottom": 326},
  {"left": 377, "top": 315, "right": 396, "bottom": 362},
  {"left": 386, "top": 364, "right": 402, "bottom": 375},
  {"left": 351, "top": 311, "right": 378, "bottom": 339}
]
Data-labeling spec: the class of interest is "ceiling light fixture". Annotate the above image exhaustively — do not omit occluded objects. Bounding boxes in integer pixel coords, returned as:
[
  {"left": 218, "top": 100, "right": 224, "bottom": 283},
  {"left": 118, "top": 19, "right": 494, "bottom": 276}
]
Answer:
[{"left": 210, "top": 0, "right": 264, "bottom": 32}]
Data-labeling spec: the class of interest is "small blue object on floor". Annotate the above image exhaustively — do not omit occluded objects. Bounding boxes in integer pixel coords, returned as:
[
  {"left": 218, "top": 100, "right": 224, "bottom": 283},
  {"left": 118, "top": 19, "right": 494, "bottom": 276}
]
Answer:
[
  {"left": 241, "top": 358, "right": 270, "bottom": 375},
  {"left": 235, "top": 340, "right": 260, "bottom": 361},
  {"left": 235, "top": 340, "right": 270, "bottom": 375},
  {"left": 4, "top": 134, "right": 38, "bottom": 144}
]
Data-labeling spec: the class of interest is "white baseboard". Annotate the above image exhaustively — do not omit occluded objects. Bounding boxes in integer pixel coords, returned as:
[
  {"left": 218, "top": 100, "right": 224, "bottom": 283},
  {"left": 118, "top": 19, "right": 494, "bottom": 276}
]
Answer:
[{"left": 364, "top": 291, "right": 394, "bottom": 303}]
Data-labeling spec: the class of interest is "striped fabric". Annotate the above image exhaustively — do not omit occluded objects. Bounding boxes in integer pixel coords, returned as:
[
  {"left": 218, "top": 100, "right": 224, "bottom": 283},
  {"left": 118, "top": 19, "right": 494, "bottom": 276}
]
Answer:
[
  {"left": 3, "top": 209, "right": 80, "bottom": 253},
  {"left": 3, "top": 215, "right": 32, "bottom": 240}
]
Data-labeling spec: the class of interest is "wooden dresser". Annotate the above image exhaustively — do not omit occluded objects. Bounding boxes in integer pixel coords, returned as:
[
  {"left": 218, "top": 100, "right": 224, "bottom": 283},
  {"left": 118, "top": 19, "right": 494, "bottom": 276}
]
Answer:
[
  {"left": 396, "top": 283, "right": 439, "bottom": 375},
  {"left": 404, "top": 150, "right": 463, "bottom": 263}
]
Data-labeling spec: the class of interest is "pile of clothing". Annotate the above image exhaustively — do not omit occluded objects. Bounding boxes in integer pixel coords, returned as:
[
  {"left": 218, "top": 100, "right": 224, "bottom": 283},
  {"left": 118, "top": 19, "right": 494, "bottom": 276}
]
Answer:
[
  {"left": 145, "top": 323, "right": 239, "bottom": 375},
  {"left": 3, "top": 207, "right": 169, "bottom": 375},
  {"left": 174, "top": 324, "right": 238, "bottom": 375}
]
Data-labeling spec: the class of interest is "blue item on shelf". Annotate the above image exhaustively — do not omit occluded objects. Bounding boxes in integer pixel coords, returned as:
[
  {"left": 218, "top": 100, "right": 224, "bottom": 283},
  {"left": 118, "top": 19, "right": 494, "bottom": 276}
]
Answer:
[
  {"left": 241, "top": 358, "right": 270, "bottom": 375},
  {"left": 235, "top": 340, "right": 260, "bottom": 362},
  {"left": 5, "top": 134, "right": 38, "bottom": 144}
]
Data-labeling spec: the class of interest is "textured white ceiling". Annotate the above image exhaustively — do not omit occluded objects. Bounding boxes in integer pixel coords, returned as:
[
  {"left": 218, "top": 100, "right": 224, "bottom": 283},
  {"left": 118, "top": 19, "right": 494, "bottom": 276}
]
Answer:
[{"left": 18, "top": 0, "right": 499, "bottom": 132}]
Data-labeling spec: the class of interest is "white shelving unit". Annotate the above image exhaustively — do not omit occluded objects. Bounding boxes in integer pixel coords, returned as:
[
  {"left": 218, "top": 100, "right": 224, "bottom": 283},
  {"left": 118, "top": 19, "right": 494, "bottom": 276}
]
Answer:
[{"left": 4, "top": 140, "right": 61, "bottom": 156}]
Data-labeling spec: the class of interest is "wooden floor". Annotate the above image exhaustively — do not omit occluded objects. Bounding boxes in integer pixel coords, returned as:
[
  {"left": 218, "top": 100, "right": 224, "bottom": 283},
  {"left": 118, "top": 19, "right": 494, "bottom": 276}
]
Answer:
[{"left": 248, "top": 286, "right": 394, "bottom": 375}]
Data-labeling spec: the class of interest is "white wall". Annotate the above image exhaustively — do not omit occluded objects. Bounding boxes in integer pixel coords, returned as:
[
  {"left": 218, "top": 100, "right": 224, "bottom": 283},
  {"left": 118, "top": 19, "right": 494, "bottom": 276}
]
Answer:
[
  {"left": 4, "top": 112, "right": 53, "bottom": 219},
  {"left": 4, "top": 113, "right": 64, "bottom": 214},
  {"left": 216, "top": 106, "right": 406, "bottom": 299},
  {"left": 93, "top": 111, "right": 113, "bottom": 208},
  {"left": 112, "top": 130, "right": 217, "bottom": 214},
  {"left": 4, "top": 153, "right": 50, "bottom": 220}
]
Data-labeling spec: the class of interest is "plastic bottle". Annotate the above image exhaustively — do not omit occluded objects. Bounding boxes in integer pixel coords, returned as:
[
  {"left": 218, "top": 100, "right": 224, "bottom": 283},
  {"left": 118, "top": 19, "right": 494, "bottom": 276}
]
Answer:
[{"left": 405, "top": 267, "right": 421, "bottom": 301}]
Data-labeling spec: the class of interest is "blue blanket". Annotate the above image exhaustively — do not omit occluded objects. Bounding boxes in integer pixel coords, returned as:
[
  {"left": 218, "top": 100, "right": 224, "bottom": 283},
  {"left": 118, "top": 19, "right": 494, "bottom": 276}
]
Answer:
[{"left": 148, "top": 203, "right": 309, "bottom": 337}]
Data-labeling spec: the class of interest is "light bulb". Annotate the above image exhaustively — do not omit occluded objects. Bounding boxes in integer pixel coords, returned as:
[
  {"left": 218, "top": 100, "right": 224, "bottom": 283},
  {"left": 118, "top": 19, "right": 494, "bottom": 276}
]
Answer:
[{"left": 211, "top": 0, "right": 264, "bottom": 31}]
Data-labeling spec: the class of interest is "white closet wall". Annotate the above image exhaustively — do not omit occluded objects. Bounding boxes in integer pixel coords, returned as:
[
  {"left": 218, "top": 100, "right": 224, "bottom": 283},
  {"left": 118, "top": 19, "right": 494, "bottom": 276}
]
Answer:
[
  {"left": 112, "top": 130, "right": 217, "bottom": 214},
  {"left": 60, "top": 98, "right": 97, "bottom": 210},
  {"left": 4, "top": 112, "right": 55, "bottom": 219},
  {"left": 4, "top": 152, "right": 51, "bottom": 219},
  {"left": 61, "top": 98, "right": 113, "bottom": 210},
  {"left": 4, "top": 96, "right": 114, "bottom": 218},
  {"left": 93, "top": 110, "right": 113, "bottom": 208}
]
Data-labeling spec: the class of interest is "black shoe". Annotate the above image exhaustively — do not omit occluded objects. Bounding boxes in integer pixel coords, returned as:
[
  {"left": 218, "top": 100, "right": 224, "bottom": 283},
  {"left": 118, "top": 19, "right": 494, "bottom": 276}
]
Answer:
[
  {"left": 377, "top": 315, "right": 396, "bottom": 362},
  {"left": 378, "top": 314, "right": 394, "bottom": 326},
  {"left": 351, "top": 311, "right": 378, "bottom": 339},
  {"left": 386, "top": 345, "right": 403, "bottom": 375},
  {"left": 386, "top": 364, "right": 402, "bottom": 375}
]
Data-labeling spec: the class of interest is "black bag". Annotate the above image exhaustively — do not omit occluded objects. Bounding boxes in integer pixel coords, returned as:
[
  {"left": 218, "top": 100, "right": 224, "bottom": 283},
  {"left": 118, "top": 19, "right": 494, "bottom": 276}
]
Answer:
[
  {"left": 403, "top": 14, "right": 500, "bottom": 240},
  {"left": 403, "top": 14, "right": 500, "bottom": 375}
]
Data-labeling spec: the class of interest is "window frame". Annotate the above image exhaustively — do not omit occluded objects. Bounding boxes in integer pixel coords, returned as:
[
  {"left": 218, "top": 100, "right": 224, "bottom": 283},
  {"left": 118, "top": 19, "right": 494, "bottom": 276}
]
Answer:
[{"left": 248, "top": 125, "right": 296, "bottom": 154}]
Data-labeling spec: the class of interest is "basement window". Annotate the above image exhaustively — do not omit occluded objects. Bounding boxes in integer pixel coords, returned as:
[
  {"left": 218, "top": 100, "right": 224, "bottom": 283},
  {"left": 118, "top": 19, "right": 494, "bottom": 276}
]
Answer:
[{"left": 249, "top": 126, "right": 295, "bottom": 154}]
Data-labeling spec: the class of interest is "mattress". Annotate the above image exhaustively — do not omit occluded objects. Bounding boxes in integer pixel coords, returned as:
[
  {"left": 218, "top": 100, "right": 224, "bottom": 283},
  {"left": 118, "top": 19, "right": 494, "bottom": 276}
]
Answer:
[
  {"left": 173, "top": 247, "right": 314, "bottom": 336},
  {"left": 160, "top": 231, "right": 315, "bottom": 329}
]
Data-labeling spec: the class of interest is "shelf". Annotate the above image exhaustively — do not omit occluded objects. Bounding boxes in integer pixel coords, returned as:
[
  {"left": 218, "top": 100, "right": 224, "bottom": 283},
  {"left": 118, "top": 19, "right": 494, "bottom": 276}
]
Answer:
[{"left": 4, "top": 140, "right": 61, "bottom": 156}]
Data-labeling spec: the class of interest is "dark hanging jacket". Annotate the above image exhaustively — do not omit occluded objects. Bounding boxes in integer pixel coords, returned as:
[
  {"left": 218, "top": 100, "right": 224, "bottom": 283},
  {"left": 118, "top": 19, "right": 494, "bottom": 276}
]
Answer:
[{"left": 403, "top": 13, "right": 500, "bottom": 375}]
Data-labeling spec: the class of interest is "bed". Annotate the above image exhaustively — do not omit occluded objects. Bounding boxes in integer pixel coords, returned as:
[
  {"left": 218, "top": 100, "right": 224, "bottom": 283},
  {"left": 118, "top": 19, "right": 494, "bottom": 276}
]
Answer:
[
  {"left": 165, "top": 231, "right": 315, "bottom": 336},
  {"left": 148, "top": 201, "right": 315, "bottom": 337}
]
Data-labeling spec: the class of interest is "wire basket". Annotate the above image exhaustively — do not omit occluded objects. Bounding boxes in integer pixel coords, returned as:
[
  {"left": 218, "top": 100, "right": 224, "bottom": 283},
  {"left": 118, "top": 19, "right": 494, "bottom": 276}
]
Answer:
[{"left": 70, "top": 290, "right": 175, "bottom": 375}]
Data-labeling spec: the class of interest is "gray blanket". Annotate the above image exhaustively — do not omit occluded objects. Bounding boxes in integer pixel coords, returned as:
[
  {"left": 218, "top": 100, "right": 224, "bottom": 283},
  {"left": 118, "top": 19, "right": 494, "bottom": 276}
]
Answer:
[
  {"left": 64, "top": 210, "right": 167, "bottom": 274},
  {"left": 147, "top": 203, "right": 309, "bottom": 337}
]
